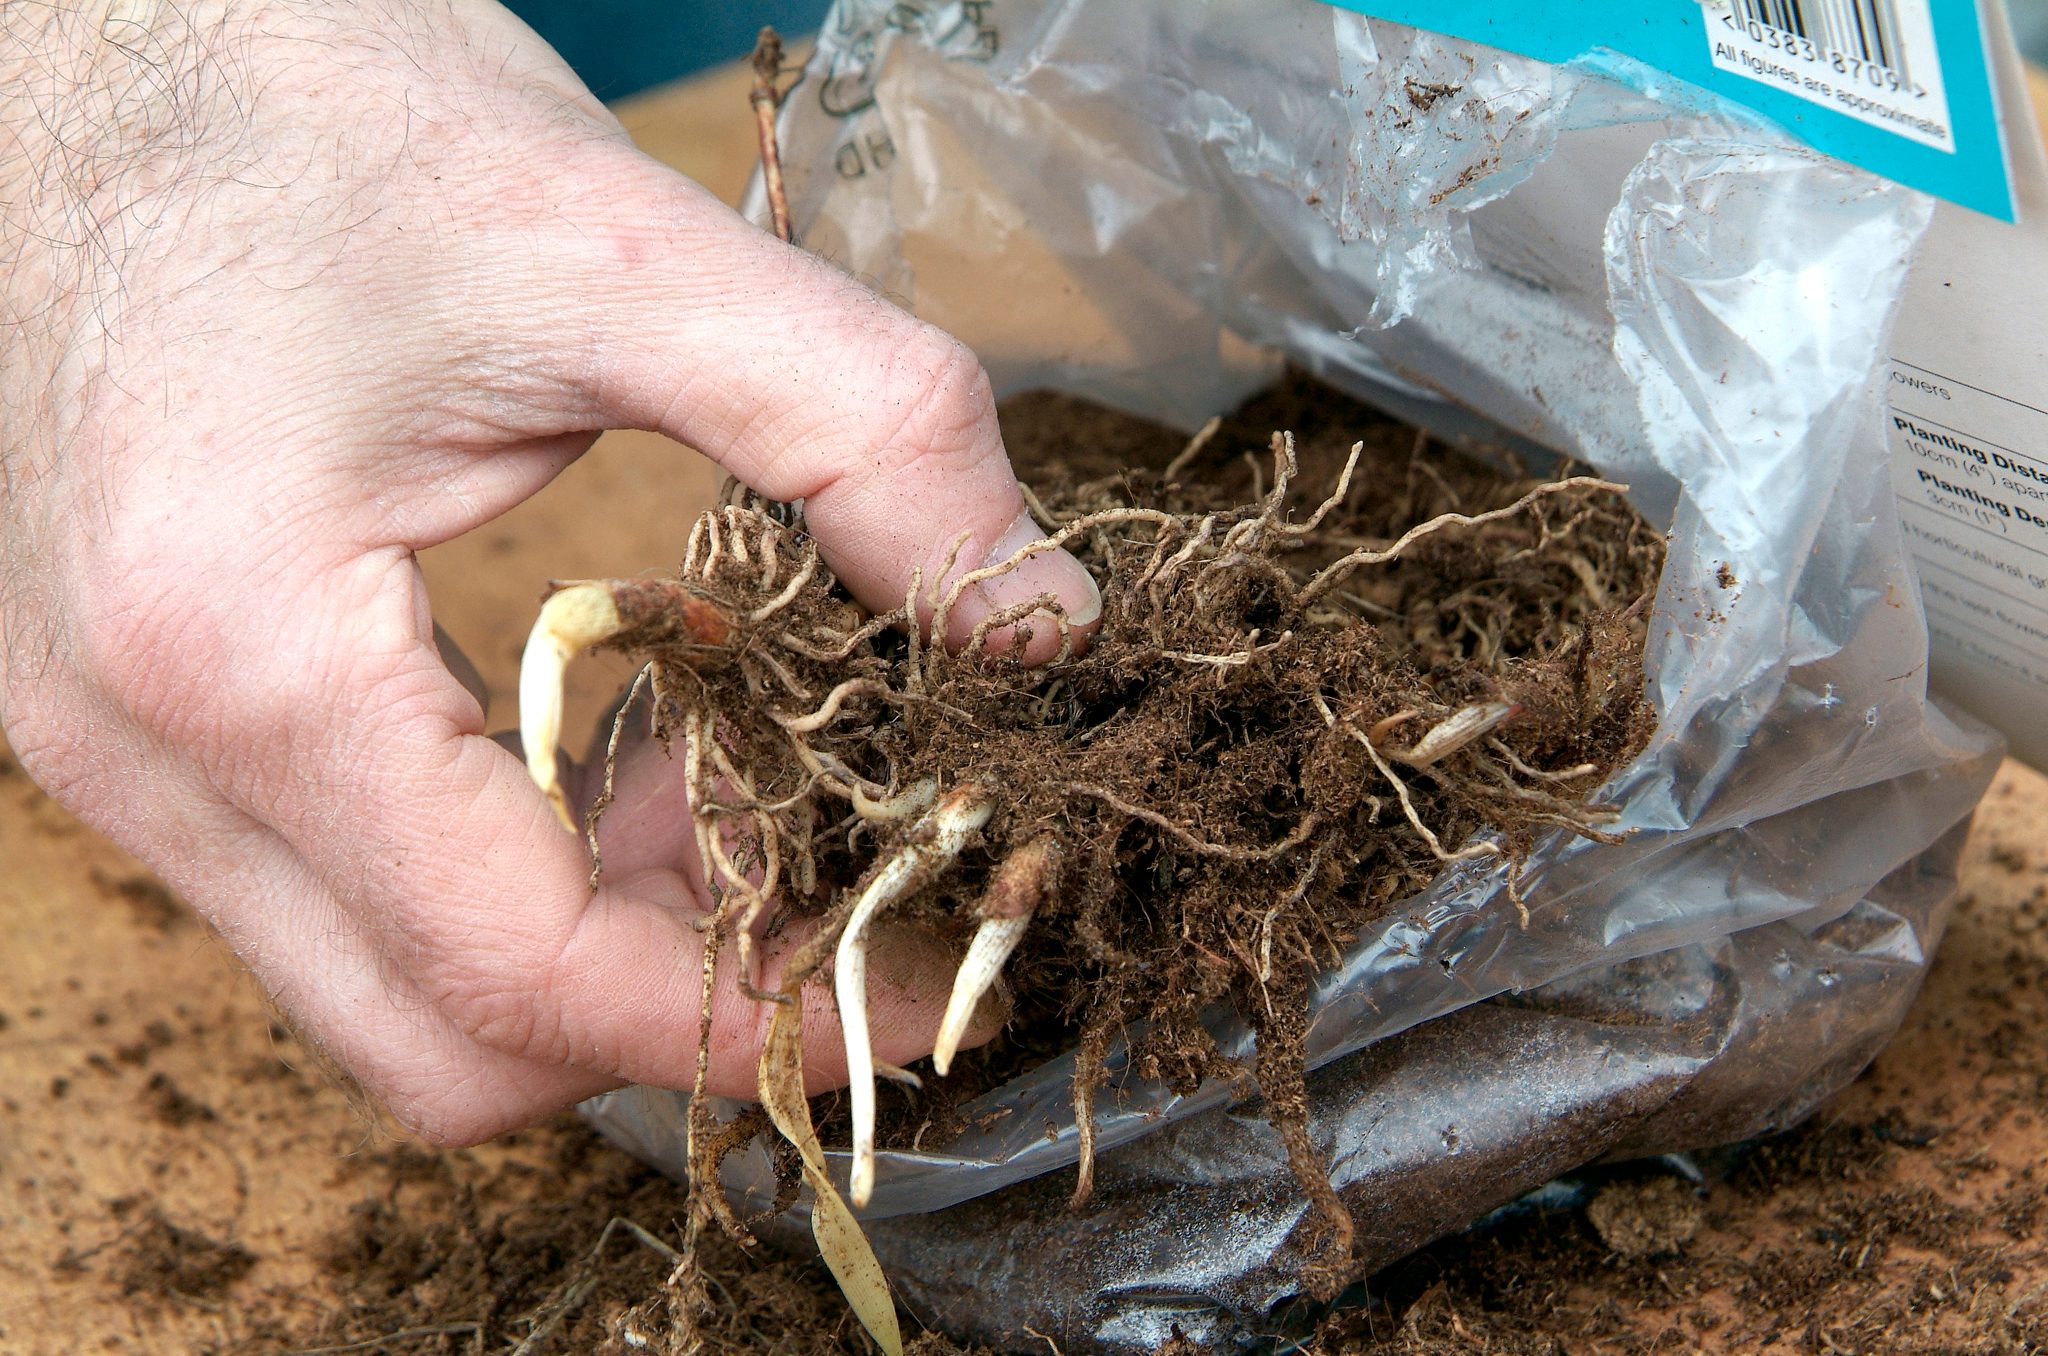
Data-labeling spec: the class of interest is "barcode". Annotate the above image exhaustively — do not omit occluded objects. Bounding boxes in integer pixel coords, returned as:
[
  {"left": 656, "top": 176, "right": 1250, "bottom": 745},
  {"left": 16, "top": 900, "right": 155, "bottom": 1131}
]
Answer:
[
  {"left": 1728, "top": 0, "right": 1915, "bottom": 83},
  {"left": 1706, "top": 0, "right": 1951, "bottom": 151}
]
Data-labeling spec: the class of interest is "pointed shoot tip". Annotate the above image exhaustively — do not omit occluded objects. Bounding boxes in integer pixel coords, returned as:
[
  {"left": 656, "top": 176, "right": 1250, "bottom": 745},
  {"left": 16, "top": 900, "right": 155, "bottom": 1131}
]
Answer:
[{"left": 517, "top": 584, "right": 625, "bottom": 834}]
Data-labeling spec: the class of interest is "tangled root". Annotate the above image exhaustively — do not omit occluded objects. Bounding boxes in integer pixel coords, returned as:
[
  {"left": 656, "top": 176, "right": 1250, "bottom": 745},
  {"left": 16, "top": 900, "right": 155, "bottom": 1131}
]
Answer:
[{"left": 519, "top": 381, "right": 1665, "bottom": 1295}]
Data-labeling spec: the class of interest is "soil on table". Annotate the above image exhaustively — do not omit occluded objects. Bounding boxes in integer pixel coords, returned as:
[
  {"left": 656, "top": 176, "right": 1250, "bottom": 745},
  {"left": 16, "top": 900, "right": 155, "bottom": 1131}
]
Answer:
[{"left": 5, "top": 397, "right": 2048, "bottom": 1354}]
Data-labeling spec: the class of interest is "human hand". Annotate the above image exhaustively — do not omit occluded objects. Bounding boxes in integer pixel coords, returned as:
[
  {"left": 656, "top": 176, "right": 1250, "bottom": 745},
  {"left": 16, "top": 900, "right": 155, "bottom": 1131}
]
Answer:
[{"left": 0, "top": 1, "right": 1097, "bottom": 1142}]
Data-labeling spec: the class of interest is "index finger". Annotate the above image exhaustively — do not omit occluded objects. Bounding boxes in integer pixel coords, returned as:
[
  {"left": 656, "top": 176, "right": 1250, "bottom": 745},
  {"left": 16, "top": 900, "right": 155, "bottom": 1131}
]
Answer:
[{"left": 512, "top": 144, "right": 1102, "bottom": 660}]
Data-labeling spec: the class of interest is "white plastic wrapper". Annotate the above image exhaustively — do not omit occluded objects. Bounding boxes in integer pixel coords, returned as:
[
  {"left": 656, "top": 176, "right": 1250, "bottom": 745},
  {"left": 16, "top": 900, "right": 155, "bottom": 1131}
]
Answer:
[{"left": 584, "top": 1, "right": 2004, "bottom": 1348}]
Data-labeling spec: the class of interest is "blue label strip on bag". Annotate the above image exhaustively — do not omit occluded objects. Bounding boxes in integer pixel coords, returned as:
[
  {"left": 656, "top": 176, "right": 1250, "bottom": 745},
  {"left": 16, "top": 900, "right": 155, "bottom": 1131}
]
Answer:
[{"left": 1319, "top": 0, "right": 2014, "bottom": 220}]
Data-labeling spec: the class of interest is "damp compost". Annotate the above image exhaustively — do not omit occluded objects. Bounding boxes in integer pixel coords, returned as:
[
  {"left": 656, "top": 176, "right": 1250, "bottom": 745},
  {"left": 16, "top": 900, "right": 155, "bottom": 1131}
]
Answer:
[{"left": 519, "top": 374, "right": 1666, "bottom": 1291}]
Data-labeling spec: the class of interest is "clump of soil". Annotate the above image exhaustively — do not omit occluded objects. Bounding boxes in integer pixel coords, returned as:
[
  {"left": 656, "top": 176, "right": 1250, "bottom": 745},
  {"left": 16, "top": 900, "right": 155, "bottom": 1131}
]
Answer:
[
  {"left": 1585, "top": 1177, "right": 1702, "bottom": 1258},
  {"left": 233, "top": 1097, "right": 2048, "bottom": 1356},
  {"left": 114, "top": 1209, "right": 256, "bottom": 1304},
  {"left": 549, "top": 375, "right": 1664, "bottom": 1289},
  {"left": 1304, "top": 1099, "right": 2048, "bottom": 1356}
]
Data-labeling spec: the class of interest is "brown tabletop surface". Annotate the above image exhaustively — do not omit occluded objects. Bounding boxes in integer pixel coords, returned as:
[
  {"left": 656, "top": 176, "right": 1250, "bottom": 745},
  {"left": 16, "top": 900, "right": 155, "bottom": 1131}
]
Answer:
[{"left": 5, "top": 51, "right": 2048, "bottom": 1356}]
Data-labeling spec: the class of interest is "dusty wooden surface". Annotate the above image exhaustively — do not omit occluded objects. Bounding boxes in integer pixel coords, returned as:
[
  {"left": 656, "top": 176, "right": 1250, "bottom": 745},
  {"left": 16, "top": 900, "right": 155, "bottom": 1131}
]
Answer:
[{"left": 4, "top": 49, "right": 2048, "bottom": 1356}]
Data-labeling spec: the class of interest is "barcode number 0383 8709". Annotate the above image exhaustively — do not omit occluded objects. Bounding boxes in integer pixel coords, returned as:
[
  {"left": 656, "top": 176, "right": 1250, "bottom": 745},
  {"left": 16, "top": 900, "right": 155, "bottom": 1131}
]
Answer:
[
  {"left": 1717, "top": 0, "right": 1929, "bottom": 92},
  {"left": 1703, "top": 0, "right": 1954, "bottom": 151}
]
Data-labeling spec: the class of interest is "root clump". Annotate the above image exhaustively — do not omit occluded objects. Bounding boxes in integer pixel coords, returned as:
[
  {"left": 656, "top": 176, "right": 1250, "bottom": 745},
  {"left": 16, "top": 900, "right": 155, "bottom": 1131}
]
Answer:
[{"left": 522, "top": 376, "right": 1666, "bottom": 1298}]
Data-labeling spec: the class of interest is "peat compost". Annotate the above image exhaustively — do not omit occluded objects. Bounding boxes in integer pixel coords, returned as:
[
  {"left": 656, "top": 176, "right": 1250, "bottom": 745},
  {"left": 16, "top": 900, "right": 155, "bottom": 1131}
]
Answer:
[{"left": 522, "top": 375, "right": 1665, "bottom": 1291}]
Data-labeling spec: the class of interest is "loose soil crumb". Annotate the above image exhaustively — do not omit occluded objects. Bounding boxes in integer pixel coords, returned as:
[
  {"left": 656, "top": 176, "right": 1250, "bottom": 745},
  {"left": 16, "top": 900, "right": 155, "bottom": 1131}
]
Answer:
[
  {"left": 279, "top": 1122, "right": 905, "bottom": 1355},
  {"left": 145, "top": 1071, "right": 218, "bottom": 1126},
  {"left": 90, "top": 867, "right": 190, "bottom": 932},
  {"left": 115, "top": 1018, "right": 179, "bottom": 1067}
]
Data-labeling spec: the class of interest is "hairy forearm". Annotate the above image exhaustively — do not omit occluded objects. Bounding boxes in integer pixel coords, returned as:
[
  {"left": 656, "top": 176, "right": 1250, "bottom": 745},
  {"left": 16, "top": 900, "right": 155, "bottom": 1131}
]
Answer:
[
  {"left": 0, "top": 1, "right": 255, "bottom": 659},
  {"left": 2, "top": 2, "right": 249, "bottom": 392},
  {"left": 1, "top": 2, "right": 261, "bottom": 155}
]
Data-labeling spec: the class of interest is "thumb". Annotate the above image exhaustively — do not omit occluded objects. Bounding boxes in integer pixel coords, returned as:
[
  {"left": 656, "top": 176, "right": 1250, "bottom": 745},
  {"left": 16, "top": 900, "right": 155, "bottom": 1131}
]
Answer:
[{"left": 546, "top": 149, "right": 1100, "bottom": 658}]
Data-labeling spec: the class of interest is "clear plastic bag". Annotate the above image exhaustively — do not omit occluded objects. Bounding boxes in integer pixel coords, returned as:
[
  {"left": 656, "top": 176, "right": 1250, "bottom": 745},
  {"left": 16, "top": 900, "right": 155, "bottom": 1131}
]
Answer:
[{"left": 583, "top": 1, "right": 2003, "bottom": 1347}]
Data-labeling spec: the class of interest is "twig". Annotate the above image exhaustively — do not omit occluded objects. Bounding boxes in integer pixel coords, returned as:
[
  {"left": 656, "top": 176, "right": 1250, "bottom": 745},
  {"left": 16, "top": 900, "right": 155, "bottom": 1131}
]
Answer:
[
  {"left": 280, "top": 1326, "right": 481, "bottom": 1356},
  {"left": 749, "top": 29, "right": 793, "bottom": 244}
]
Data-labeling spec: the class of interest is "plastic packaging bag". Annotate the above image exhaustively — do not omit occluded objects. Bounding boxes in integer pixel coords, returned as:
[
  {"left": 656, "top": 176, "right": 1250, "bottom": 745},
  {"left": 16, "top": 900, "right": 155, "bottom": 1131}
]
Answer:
[{"left": 584, "top": 0, "right": 2004, "bottom": 1347}]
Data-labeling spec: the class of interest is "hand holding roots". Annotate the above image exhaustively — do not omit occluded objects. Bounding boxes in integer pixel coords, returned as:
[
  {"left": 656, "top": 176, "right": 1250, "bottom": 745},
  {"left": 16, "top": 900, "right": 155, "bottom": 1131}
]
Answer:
[{"left": 518, "top": 390, "right": 1664, "bottom": 1294}]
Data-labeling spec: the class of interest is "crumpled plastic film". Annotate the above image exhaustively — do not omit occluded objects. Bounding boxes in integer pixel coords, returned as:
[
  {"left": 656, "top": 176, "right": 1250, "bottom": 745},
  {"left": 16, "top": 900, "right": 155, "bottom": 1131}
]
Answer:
[
  {"left": 784, "top": 817, "right": 1980, "bottom": 1353},
  {"left": 581, "top": 0, "right": 2004, "bottom": 1348}
]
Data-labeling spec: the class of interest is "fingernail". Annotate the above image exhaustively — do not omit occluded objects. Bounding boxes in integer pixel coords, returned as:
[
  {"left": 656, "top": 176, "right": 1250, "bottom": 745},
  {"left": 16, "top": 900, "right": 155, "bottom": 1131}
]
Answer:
[{"left": 971, "top": 511, "right": 1102, "bottom": 634}]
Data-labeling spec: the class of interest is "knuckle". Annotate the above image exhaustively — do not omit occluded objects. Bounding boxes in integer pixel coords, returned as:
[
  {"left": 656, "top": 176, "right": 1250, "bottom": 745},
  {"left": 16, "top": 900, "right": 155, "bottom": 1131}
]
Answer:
[
  {"left": 0, "top": 705, "right": 85, "bottom": 803},
  {"left": 377, "top": 1070, "right": 518, "bottom": 1148},
  {"left": 244, "top": 1010, "right": 509, "bottom": 1146},
  {"left": 387, "top": 1108, "right": 481, "bottom": 1149},
  {"left": 746, "top": 324, "right": 1001, "bottom": 508},
  {"left": 864, "top": 331, "right": 998, "bottom": 476},
  {"left": 427, "top": 954, "right": 574, "bottom": 1069}
]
